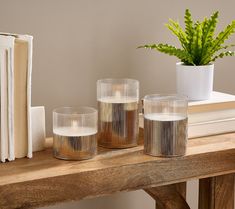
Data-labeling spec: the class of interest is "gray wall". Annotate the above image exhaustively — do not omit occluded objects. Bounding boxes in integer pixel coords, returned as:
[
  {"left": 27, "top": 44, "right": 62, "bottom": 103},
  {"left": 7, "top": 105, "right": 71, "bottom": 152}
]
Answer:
[{"left": 0, "top": 0, "right": 234, "bottom": 208}]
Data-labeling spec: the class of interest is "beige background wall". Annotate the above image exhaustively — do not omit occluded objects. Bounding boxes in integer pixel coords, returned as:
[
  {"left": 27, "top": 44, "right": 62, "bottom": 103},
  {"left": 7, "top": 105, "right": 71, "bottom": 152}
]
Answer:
[{"left": 0, "top": 0, "right": 234, "bottom": 208}]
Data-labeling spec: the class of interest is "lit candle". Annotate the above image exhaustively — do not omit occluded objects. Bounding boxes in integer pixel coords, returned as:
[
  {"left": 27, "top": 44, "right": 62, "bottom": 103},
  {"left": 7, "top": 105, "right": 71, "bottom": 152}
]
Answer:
[
  {"left": 144, "top": 94, "right": 188, "bottom": 157},
  {"left": 53, "top": 107, "right": 97, "bottom": 160},
  {"left": 97, "top": 79, "right": 139, "bottom": 148}
]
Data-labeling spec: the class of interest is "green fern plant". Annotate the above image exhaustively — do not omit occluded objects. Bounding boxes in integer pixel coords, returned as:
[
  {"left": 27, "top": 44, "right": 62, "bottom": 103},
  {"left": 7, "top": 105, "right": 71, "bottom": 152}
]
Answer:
[{"left": 139, "top": 9, "right": 235, "bottom": 65}]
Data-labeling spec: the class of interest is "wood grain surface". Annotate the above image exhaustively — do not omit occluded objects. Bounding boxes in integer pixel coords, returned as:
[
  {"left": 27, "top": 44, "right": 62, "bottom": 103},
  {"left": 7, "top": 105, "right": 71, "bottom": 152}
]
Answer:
[
  {"left": 145, "top": 182, "right": 189, "bottom": 209},
  {"left": 199, "top": 174, "right": 234, "bottom": 209},
  {"left": 0, "top": 133, "right": 234, "bottom": 208}
]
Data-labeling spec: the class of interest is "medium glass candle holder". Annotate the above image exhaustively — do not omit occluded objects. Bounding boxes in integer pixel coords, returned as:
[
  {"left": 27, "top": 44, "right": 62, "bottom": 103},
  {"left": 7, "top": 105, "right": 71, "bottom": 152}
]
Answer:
[
  {"left": 97, "top": 78, "right": 139, "bottom": 148},
  {"left": 53, "top": 107, "right": 97, "bottom": 160},
  {"left": 144, "top": 94, "right": 188, "bottom": 157}
]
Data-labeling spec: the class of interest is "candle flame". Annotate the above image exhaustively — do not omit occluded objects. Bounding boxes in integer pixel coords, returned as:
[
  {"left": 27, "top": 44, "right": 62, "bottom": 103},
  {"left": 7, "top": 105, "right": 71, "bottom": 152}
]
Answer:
[
  {"left": 115, "top": 90, "right": 121, "bottom": 99},
  {"left": 72, "top": 120, "right": 78, "bottom": 128}
]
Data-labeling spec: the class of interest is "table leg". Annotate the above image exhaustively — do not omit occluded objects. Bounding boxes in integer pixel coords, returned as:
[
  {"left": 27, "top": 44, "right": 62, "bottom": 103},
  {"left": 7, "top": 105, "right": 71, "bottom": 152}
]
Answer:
[
  {"left": 144, "top": 182, "right": 190, "bottom": 209},
  {"left": 199, "top": 174, "right": 234, "bottom": 209}
]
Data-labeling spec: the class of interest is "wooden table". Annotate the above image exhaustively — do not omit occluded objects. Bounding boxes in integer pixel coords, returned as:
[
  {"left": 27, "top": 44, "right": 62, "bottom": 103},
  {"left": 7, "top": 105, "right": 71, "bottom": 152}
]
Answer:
[{"left": 0, "top": 133, "right": 235, "bottom": 209}]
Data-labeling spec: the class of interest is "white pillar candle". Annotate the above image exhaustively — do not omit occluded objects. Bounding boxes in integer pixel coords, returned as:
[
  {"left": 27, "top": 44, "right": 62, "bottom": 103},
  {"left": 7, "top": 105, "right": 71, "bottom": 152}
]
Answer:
[
  {"left": 53, "top": 126, "right": 97, "bottom": 137},
  {"left": 144, "top": 113, "right": 187, "bottom": 121},
  {"left": 53, "top": 107, "right": 97, "bottom": 160},
  {"left": 98, "top": 96, "right": 138, "bottom": 103}
]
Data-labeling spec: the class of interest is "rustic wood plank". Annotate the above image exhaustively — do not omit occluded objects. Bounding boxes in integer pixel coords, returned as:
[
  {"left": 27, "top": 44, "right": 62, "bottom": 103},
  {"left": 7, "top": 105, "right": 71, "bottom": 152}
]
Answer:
[
  {"left": 145, "top": 182, "right": 189, "bottom": 209},
  {"left": 0, "top": 133, "right": 234, "bottom": 209},
  {"left": 199, "top": 174, "right": 234, "bottom": 209},
  {"left": 175, "top": 182, "right": 187, "bottom": 199}
]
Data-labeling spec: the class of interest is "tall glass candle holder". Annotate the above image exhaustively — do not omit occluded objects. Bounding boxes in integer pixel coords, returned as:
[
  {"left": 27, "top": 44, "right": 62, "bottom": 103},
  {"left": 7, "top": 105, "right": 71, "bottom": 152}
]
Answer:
[
  {"left": 144, "top": 94, "right": 188, "bottom": 157},
  {"left": 97, "top": 79, "right": 139, "bottom": 148},
  {"left": 53, "top": 107, "right": 97, "bottom": 160}
]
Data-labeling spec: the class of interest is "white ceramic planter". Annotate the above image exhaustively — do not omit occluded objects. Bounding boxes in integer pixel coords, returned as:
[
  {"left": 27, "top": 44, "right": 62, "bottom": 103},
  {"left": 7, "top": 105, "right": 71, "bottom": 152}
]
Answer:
[{"left": 176, "top": 62, "right": 214, "bottom": 101}]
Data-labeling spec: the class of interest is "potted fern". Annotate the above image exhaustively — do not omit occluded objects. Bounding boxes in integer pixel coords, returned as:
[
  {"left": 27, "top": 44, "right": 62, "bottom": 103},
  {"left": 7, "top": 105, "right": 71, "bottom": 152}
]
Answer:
[{"left": 139, "top": 9, "right": 235, "bottom": 100}]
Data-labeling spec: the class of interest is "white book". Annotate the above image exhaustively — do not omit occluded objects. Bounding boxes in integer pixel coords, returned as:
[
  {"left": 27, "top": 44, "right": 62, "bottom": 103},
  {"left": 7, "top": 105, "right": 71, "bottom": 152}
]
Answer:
[
  {"left": 0, "top": 47, "right": 9, "bottom": 162},
  {"left": 188, "top": 109, "right": 235, "bottom": 124},
  {"left": 0, "top": 35, "right": 15, "bottom": 162},
  {"left": 189, "top": 91, "right": 235, "bottom": 113},
  {"left": 19, "top": 35, "right": 33, "bottom": 158},
  {"left": 189, "top": 118, "right": 235, "bottom": 138},
  {"left": 188, "top": 92, "right": 235, "bottom": 123},
  {"left": 31, "top": 106, "right": 45, "bottom": 152},
  {"left": 0, "top": 33, "right": 33, "bottom": 161}
]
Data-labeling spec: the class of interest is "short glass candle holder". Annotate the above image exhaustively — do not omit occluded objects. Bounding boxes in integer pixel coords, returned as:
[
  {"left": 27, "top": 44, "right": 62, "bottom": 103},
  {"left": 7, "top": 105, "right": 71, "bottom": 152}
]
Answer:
[
  {"left": 53, "top": 107, "right": 97, "bottom": 160},
  {"left": 144, "top": 94, "right": 188, "bottom": 157},
  {"left": 97, "top": 78, "right": 139, "bottom": 148}
]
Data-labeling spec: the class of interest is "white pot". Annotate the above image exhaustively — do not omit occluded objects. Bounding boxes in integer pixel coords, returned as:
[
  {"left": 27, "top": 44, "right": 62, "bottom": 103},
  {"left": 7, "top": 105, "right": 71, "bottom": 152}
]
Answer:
[{"left": 176, "top": 62, "right": 214, "bottom": 101}]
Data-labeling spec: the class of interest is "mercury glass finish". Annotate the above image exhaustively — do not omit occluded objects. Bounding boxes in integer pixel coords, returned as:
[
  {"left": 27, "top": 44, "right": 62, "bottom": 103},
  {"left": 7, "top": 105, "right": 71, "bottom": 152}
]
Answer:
[
  {"left": 144, "top": 94, "right": 188, "bottom": 157},
  {"left": 97, "top": 79, "right": 139, "bottom": 148},
  {"left": 53, "top": 107, "right": 97, "bottom": 160}
]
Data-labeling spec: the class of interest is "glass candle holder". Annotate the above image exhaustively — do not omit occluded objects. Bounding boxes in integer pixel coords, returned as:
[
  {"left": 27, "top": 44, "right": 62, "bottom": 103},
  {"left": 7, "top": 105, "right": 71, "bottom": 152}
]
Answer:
[
  {"left": 144, "top": 94, "right": 188, "bottom": 157},
  {"left": 97, "top": 78, "right": 139, "bottom": 148},
  {"left": 53, "top": 107, "right": 97, "bottom": 160}
]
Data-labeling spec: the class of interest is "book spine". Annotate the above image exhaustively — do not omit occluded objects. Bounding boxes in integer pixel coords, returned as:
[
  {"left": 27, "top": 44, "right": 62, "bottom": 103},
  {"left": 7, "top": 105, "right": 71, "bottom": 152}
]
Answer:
[
  {"left": 0, "top": 48, "right": 7, "bottom": 162},
  {"left": 0, "top": 35, "right": 15, "bottom": 162},
  {"left": 7, "top": 46, "right": 15, "bottom": 161},
  {"left": 189, "top": 118, "right": 235, "bottom": 138},
  {"left": 20, "top": 35, "right": 33, "bottom": 158}
]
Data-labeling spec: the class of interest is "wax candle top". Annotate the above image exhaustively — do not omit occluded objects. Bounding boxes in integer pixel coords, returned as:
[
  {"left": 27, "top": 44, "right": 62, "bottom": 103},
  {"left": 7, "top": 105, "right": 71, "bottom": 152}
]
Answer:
[
  {"left": 98, "top": 96, "right": 138, "bottom": 103},
  {"left": 53, "top": 126, "right": 97, "bottom": 137},
  {"left": 144, "top": 113, "right": 186, "bottom": 121}
]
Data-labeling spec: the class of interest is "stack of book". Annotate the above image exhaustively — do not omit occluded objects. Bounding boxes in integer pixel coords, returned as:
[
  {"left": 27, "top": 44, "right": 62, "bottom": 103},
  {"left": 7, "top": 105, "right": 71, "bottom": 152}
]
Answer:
[
  {"left": 0, "top": 33, "right": 33, "bottom": 162},
  {"left": 188, "top": 91, "right": 235, "bottom": 138},
  {"left": 139, "top": 91, "right": 235, "bottom": 138}
]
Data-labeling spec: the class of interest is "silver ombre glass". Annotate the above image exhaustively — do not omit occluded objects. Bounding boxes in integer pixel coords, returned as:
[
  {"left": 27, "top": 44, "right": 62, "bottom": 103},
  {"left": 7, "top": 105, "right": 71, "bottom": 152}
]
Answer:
[
  {"left": 53, "top": 107, "right": 97, "bottom": 160},
  {"left": 144, "top": 94, "right": 188, "bottom": 157},
  {"left": 97, "top": 79, "right": 139, "bottom": 148}
]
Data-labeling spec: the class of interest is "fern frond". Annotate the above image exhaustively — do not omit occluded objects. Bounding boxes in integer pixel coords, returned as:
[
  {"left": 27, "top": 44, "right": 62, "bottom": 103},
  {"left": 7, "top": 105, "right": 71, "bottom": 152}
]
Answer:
[
  {"left": 137, "top": 44, "right": 158, "bottom": 49},
  {"left": 138, "top": 44, "right": 194, "bottom": 65},
  {"left": 211, "top": 51, "right": 235, "bottom": 62},
  {"left": 165, "top": 19, "right": 188, "bottom": 51},
  {"left": 191, "top": 22, "right": 203, "bottom": 65},
  {"left": 217, "top": 44, "right": 235, "bottom": 50},
  {"left": 201, "top": 20, "right": 235, "bottom": 64},
  {"left": 184, "top": 9, "right": 194, "bottom": 52},
  {"left": 156, "top": 43, "right": 194, "bottom": 64},
  {"left": 213, "top": 20, "right": 235, "bottom": 50},
  {"left": 200, "top": 11, "right": 219, "bottom": 61}
]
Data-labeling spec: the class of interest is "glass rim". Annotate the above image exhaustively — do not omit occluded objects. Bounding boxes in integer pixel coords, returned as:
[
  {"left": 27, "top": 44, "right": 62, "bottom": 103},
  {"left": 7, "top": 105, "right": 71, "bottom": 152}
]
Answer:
[
  {"left": 144, "top": 94, "right": 188, "bottom": 102},
  {"left": 53, "top": 106, "right": 97, "bottom": 116},
  {"left": 97, "top": 78, "right": 139, "bottom": 85}
]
